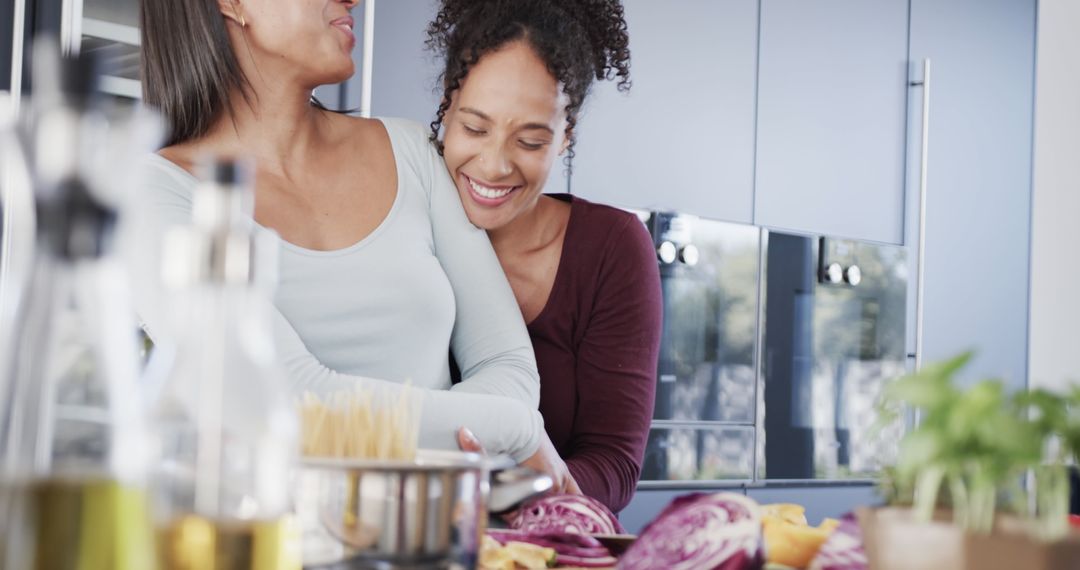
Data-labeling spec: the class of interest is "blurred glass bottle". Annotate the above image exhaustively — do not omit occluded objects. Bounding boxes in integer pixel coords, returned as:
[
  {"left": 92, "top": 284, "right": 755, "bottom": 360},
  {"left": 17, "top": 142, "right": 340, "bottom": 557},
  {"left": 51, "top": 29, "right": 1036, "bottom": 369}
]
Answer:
[
  {"left": 149, "top": 157, "right": 299, "bottom": 570},
  {"left": 0, "top": 75, "right": 35, "bottom": 570},
  {"left": 0, "top": 49, "right": 157, "bottom": 569},
  {"left": 0, "top": 91, "right": 35, "bottom": 410}
]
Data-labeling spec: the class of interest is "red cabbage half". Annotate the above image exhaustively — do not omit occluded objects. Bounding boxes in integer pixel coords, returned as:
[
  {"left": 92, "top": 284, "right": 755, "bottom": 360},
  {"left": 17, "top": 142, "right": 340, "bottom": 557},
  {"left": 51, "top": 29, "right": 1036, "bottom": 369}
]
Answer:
[
  {"left": 807, "top": 513, "right": 867, "bottom": 570},
  {"left": 509, "top": 494, "right": 626, "bottom": 535},
  {"left": 617, "top": 492, "right": 765, "bottom": 570}
]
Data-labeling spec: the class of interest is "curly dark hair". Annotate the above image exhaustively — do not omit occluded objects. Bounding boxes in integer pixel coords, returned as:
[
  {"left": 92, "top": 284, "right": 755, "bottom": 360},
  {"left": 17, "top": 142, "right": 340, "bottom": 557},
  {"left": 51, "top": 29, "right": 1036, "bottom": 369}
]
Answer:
[{"left": 425, "top": 0, "right": 631, "bottom": 164}]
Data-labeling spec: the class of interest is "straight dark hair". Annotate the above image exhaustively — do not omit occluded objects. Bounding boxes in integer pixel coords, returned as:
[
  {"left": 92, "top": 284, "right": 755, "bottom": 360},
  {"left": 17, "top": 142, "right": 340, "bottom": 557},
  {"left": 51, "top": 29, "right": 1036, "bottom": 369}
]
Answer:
[{"left": 140, "top": 0, "right": 252, "bottom": 147}]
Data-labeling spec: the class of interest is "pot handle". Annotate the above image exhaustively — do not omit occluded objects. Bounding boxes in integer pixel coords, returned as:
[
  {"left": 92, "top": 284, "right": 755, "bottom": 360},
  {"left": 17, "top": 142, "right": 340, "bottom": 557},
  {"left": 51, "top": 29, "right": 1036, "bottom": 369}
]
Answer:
[{"left": 488, "top": 465, "right": 553, "bottom": 514}]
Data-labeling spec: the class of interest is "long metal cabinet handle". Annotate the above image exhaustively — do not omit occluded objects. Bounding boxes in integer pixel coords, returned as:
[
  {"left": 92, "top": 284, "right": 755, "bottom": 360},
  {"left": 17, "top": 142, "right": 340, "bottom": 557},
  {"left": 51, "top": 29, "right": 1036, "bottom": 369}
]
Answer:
[
  {"left": 359, "top": 0, "right": 375, "bottom": 117},
  {"left": 10, "top": 0, "right": 26, "bottom": 115},
  {"left": 911, "top": 58, "right": 931, "bottom": 372}
]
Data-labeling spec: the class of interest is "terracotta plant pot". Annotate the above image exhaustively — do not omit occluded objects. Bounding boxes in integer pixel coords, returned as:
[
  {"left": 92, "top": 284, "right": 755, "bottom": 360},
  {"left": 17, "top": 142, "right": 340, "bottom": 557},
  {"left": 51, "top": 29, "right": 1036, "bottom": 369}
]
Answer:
[{"left": 856, "top": 506, "right": 1080, "bottom": 570}]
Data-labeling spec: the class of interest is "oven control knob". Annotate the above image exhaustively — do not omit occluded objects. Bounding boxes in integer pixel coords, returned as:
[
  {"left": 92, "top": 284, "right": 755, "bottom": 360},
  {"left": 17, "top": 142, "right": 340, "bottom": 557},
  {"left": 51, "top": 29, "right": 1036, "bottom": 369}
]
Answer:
[
  {"left": 657, "top": 241, "right": 678, "bottom": 264},
  {"left": 679, "top": 244, "right": 700, "bottom": 266},
  {"left": 844, "top": 264, "right": 862, "bottom": 286},
  {"left": 824, "top": 262, "right": 844, "bottom": 284}
]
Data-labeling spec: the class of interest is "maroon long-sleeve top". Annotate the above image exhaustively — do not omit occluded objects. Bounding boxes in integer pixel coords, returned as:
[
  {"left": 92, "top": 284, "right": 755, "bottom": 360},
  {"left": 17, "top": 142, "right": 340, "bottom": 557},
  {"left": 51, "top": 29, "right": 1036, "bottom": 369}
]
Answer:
[{"left": 529, "top": 194, "right": 662, "bottom": 514}]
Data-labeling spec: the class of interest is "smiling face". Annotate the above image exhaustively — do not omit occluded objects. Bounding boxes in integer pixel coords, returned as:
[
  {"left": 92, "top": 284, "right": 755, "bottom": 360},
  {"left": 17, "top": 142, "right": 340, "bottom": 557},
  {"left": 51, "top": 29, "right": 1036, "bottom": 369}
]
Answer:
[
  {"left": 226, "top": 0, "right": 357, "bottom": 87},
  {"left": 441, "top": 40, "right": 570, "bottom": 231}
]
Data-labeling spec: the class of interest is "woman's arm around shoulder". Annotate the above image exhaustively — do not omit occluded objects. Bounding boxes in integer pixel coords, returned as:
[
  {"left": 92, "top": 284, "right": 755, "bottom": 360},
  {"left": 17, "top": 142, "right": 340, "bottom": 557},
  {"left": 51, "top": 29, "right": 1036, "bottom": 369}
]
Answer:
[{"left": 392, "top": 118, "right": 543, "bottom": 454}]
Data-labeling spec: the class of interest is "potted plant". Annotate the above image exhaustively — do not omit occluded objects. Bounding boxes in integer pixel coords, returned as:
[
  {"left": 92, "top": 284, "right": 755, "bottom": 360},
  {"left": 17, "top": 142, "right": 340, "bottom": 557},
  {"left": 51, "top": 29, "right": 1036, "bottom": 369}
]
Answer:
[{"left": 857, "top": 352, "right": 1080, "bottom": 570}]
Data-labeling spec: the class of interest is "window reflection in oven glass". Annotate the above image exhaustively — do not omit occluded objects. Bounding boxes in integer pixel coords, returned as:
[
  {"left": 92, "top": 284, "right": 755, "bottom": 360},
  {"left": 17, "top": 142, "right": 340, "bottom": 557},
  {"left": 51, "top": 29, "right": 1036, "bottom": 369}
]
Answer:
[{"left": 641, "top": 427, "right": 754, "bottom": 481}]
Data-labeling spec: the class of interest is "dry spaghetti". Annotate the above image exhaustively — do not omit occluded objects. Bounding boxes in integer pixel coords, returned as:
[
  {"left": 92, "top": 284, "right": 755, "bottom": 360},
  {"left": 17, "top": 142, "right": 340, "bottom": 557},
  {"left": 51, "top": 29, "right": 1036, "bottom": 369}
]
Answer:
[{"left": 299, "top": 386, "right": 419, "bottom": 461}]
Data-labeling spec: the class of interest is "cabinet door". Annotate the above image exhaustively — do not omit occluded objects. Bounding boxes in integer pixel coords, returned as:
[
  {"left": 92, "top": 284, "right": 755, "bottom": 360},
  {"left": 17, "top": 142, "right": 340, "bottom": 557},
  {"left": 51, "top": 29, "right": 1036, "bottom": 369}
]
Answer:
[
  {"left": 368, "top": 0, "right": 442, "bottom": 123},
  {"left": 907, "top": 0, "right": 1036, "bottom": 390},
  {"left": 569, "top": 0, "right": 759, "bottom": 223},
  {"left": 754, "top": 0, "right": 909, "bottom": 244}
]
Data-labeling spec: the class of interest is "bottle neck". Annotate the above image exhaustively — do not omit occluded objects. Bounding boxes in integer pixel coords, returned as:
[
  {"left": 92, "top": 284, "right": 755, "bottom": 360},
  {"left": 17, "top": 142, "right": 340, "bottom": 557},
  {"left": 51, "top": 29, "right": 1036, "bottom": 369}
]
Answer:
[
  {"left": 32, "top": 105, "right": 116, "bottom": 261},
  {"left": 161, "top": 224, "right": 280, "bottom": 290}
]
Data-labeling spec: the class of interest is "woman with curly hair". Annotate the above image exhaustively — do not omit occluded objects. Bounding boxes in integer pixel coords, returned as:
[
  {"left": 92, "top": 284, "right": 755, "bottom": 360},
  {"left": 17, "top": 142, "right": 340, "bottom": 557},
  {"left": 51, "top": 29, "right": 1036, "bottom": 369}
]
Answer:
[{"left": 428, "top": 0, "right": 662, "bottom": 513}]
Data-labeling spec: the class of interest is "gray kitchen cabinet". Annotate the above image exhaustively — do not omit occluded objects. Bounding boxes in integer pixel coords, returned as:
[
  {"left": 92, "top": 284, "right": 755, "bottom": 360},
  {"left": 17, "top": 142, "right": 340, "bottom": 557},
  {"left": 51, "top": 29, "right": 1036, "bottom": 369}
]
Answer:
[
  {"left": 906, "top": 0, "right": 1036, "bottom": 390},
  {"left": 368, "top": 0, "right": 441, "bottom": 124},
  {"left": 754, "top": 0, "right": 910, "bottom": 244},
  {"left": 569, "top": 0, "right": 759, "bottom": 223}
]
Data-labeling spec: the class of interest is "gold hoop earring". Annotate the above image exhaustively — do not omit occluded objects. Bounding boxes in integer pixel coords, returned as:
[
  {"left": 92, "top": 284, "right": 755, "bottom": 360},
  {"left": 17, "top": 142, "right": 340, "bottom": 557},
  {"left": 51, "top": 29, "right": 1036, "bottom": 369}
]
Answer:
[{"left": 240, "top": 15, "right": 247, "bottom": 27}]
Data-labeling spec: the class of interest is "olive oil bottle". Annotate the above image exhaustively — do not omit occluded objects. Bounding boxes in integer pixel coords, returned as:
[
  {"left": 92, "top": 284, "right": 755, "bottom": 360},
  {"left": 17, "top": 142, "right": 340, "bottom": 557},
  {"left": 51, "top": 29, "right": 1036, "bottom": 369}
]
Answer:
[
  {"left": 0, "top": 48, "right": 157, "bottom": 570},
  {"left": 157, "top": 514, "right": 300, "bottom": 570},
  {"left": 147, "top": 158, "right": 300, "bottom": 570}
]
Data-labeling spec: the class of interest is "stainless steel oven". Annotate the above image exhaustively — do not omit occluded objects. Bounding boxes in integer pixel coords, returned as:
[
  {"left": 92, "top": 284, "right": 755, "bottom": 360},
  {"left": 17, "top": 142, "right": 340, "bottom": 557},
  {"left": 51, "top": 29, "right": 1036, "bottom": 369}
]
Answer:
[
  {"left": 635, "top": 210, "right": 908, "bottom": 486},
  {"left": 638, "top": 211, "right": 762, "bottom": 483}
]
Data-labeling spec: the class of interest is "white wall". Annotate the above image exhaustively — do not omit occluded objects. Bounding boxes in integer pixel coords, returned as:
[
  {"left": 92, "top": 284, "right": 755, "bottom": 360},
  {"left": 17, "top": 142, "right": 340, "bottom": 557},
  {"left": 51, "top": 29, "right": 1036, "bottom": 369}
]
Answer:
[{"left": 1029, "top": 0, "right": 1080, "bottom": 392}]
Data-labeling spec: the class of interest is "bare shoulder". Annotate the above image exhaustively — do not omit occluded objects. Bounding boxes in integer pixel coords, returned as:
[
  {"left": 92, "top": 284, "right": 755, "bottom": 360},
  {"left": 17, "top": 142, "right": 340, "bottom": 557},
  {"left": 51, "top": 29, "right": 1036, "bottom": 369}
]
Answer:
[
  {"left": 323, "top": 114, "right": 401, "bottom": 168},
  {"left": 324, "top": 113, "right": 387, "bottom": 146},
  {"left": 320, "top": 113, "right": 397, "bottom": 188},
  {"left": 324, "top": 111, "right": 366, "bottom": 131}
]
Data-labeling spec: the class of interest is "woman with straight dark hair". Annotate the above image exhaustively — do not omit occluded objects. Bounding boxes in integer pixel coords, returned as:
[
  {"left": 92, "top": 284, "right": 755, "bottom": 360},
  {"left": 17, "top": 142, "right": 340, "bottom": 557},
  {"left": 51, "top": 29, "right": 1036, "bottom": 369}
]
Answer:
[
  {"left": 426, "top": 0, "right": 662, "bottom": 513},
  {"left": 132, "top": 0, "right": 571, "bottom": 477}
]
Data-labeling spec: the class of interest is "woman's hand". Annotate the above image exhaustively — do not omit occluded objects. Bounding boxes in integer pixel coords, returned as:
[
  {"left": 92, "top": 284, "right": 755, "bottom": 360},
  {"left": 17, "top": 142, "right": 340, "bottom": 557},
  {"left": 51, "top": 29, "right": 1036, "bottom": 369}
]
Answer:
[
  {"left": 456, "top": 427, "right": 581, "bottom": 495},
  {"left": 457, "top": 426, "right": 486, "bottom": 453},
  {"left": 521, "top": 432, "right": 581, "bottom": 495}
]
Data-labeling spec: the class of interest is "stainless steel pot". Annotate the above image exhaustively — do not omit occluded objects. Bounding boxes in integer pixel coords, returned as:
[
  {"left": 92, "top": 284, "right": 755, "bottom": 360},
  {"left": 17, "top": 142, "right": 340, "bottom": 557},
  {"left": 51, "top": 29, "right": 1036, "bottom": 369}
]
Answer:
[{"left": 298, "top": 450, "right": 550, "bottom": 569}]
